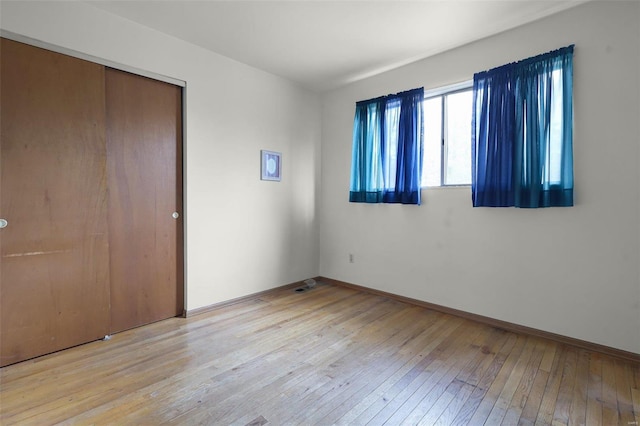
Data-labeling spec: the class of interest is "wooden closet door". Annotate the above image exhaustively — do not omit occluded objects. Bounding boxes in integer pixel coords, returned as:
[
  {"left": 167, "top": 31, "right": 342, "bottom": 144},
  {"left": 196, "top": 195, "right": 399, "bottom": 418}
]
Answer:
[
  {"left": 106, "top": 69, "right": 183, "bottom": 333},
  {"left": 0, "top": 39, "right": 110, "bottom": 366}
]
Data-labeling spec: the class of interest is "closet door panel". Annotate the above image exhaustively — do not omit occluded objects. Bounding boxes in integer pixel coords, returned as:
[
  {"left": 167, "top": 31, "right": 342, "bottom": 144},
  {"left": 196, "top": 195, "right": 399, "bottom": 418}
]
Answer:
[
  {"left": 0, "top": 39, "right": 110, "bottom": 366},
  {"left": 106, "top": 69, "right": 183, "bottom": 333}
]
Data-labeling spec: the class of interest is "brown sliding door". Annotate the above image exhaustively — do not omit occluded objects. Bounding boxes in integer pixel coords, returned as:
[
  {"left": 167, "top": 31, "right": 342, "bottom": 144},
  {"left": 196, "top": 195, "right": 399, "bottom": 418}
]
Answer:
[
  {"left": 0, "top": 39, "right": 111, "bottom": 366},
  {"left": 0, "top": 39, "right": 184, "bottom": 366},
  {"left": 106, "top": 69, "right": 183, "bottom": 333}
]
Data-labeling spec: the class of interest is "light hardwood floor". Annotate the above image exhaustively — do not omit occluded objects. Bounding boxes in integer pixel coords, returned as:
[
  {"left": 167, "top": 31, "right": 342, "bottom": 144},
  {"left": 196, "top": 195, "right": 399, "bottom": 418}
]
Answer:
[{"left": 1, "top": 283, "right": 638, "bottom": 425}]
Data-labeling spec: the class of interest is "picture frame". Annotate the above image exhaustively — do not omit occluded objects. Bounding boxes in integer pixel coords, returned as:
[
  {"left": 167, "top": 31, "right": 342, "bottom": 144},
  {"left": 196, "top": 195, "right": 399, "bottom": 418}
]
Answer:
[{"left": 261, "top": 150, "right": 281, "bottom": 181}]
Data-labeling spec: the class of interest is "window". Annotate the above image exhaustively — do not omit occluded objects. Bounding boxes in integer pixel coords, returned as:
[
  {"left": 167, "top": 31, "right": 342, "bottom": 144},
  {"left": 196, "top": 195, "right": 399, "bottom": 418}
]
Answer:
[
  {"left": 350, "top": 46, "right": 573, "bottom": 209},
  {"left": 422, "top": 82, "right": 473, "bottom": 187}
]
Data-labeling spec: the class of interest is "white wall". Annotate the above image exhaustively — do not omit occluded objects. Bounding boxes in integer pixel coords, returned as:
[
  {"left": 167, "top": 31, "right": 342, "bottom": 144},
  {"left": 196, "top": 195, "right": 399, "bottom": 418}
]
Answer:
[
  {"left": 0, "top": 1, "right": 322, "bottom": 311},
  {"left": 320, "top": 1, "right": 640, "bottom": 354}
]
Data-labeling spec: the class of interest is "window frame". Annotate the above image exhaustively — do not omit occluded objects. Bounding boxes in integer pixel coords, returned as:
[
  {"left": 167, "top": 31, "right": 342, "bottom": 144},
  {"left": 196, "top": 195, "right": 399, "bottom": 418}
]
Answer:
[{"left": 422, "top": 80, "right": 473, "bottom": 188}]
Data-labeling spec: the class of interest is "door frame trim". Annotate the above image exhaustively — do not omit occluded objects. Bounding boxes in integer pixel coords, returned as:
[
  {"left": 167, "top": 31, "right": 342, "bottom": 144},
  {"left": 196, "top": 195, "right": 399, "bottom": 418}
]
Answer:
[{"left": 1, "top": 30, "right": 186, "bottom": 88}]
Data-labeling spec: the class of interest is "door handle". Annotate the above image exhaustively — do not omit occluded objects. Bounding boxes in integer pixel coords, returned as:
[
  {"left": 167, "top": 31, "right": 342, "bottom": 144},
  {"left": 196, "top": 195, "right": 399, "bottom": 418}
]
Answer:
[{"left": 0, "top": 219, "right": 7, "bottom": 228}]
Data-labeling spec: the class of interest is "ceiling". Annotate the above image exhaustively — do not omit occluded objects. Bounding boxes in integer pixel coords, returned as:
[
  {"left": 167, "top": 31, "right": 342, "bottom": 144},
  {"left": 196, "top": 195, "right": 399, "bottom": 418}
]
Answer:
[{"left": 88, "top": 1, "right": 586, "bottom": 92}]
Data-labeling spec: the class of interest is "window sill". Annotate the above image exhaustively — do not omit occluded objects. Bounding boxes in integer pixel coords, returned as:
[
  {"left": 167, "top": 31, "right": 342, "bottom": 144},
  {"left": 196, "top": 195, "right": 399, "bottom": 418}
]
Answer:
[{"left": 421, "top": 185, "right": 470, "bottom": 190}]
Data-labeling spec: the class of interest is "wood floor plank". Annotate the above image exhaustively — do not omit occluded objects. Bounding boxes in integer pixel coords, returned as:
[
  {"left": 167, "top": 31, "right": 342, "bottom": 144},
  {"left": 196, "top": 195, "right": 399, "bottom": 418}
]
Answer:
[
  {"left": 518, "top": 341, "right": 555, "bottom": 426},
  {"left": 348, "top": 318, "right": 471, "bottom": 425},
  {"left": 297, "top": 311, "right": 447, "bottom": 425},
  {"left": 330, "top": 314, "right": 465, "bottom": 425},
  {"left": 585, "top": 353, "right": 603, "bottom": 426},
  {"left": 538, "top": 341, "right": 557, "bottom": 373},
  {"left": 1, "top": 282, "right": 638, "bottom": 425},
  {"left": 168, "top": 297, "right": 416, "bottom": 424},
  {"left": 230, "top": 316, "right": 441, "bottom": 425},
  {"left": 602, "top": 356, "right": 621, "bottom": 425},
  {"left": 500, "top": 339, "right": 546, "bottom": 425},
  {"left": 432, "top": 328, "right": 509, "bottom": 425},
  {"left": 281, "top": 308, "right": 440, "bottom": 425},
  {"left": 552, "top": 346, "right": 578, "bottom": 425},
  {"left": 568, "top": 349, "right": 589, "bottom": 426},
  {"left": 380, "top": 323, "right": 490, "bottom": 425},
  {"left": 483, "top": 336, "right": 538, "bottom": 425},
  {"left": 129, "top": 291, "right": 389, "bottom": 423},
  {"left": 449, "top": 333, "right": 518, "bottom": 425},
  {"left": 311, "top": 311, "right": 446, "bottom": 425},
  {"left": 466, "top": 334, "right": 529, "bottom": 424},
  {"left": 631, "top": 387, "right": 640, "bottom": 425},
  {"left": 534, "top": 345, "right": 566, "bottom": 425},
  {"left": 282, "top": 304, "right": 440, "bottom": 424},
  {"left": 617, "top": 360, "right": 637, "bottom": 426},
  {"left": 217, "top": 304, "right": 418, "bottom": 425},
  {"left": 395, "top": 325, "right": 506, "bottom": 425}
]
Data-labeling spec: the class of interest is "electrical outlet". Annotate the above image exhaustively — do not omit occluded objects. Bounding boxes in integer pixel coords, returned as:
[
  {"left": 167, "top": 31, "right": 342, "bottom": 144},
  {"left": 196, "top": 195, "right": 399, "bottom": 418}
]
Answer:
[{"left": 349, "top": 253, "right": 354, "bottom": 263}]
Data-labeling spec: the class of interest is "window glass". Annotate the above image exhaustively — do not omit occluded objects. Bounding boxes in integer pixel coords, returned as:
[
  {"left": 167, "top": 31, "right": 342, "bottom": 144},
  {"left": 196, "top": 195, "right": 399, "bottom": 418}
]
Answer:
[
  {"left": 421, "top": 83, "right": 472, "bottom": 187},
  {"left": 444, "top": 90, "right": 472, "bottom": 185},
  {"left": 422, "top": 97, "right": 442, "bottom": 187}
]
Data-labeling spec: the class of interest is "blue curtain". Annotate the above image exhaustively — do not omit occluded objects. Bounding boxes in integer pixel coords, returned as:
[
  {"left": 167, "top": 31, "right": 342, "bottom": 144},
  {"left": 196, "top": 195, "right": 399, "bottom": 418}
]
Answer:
[
  {"left": 472, "top": 45, "right": 574, "bottom": 208},
  {"left": 349, "top": 88, "right": 424, "bottom": 205}
]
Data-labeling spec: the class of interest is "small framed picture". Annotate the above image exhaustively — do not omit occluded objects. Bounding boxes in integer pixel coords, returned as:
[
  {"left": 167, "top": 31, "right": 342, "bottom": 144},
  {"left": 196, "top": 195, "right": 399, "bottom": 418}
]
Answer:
[{"left": 261, "top": 150, "right": 281, "bottom": 181}]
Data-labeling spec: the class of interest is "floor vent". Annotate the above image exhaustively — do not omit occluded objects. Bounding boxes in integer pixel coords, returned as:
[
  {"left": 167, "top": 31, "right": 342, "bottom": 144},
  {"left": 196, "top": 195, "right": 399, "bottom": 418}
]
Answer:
[
  {"left": 245, "top": 415, "right": 268, "bottom": 426},
  {"left": 294, "top": 278, "right": 319, "bottom": 293}
]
